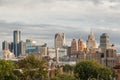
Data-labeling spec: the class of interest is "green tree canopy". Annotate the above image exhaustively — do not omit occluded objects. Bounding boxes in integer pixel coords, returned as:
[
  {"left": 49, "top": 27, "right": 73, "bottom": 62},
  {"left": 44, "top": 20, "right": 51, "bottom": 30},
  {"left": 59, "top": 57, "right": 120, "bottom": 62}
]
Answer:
[
  {"left": 17, "top": 54, "right": 48, "bottom": 80},
  {"left": 74, "top": 60, "right": 113, "bottom": 80},
  {"left": 0, "top": 59, "right": 17, "bottom": 80},
  {"left": 98, "top": 67, "right": 113, "bottom": 80},
  {"left": 63, "top": 64, "right": 73, "bottom": 74},
  {"left": 50, "top": 73, "right": 76, "bottom": 80}
]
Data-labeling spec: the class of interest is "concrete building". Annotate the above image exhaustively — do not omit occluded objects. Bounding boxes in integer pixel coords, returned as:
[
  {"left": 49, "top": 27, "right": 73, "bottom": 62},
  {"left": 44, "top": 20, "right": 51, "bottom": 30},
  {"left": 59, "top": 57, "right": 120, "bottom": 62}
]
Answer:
[
  {"left": 86, "top": 32, "right": 97, "bottom": 50},
  {"left": 101, "top": 47, "right": 117, "bottom": 68},
  {"left": 86, "top": 52, "right": 102, "bottom": 64},
  {"left": 71, "top": 38, "right": 78, "bottom": 54},
  {"left": 116, "top": 54, "right": 120, "bottom": 64},
  {"left": 54, "top": 32, "right": 66, "bottom": 50},
  {"left": 77, "top": 52, "right": 86, "bottom": 62}
]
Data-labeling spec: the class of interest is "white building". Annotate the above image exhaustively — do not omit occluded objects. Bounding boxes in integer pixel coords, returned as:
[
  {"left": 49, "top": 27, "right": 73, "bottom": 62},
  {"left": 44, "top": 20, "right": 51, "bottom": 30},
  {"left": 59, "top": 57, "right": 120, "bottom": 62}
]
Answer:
[
  {"left": 56, "top": 48, "right": 67, "bottom": 58},
  {"left": 3, "top": 50, "right": 15, "bottom": 59},
  {"left": 48, "top": 48, "right": 56, "bottom": 59}
]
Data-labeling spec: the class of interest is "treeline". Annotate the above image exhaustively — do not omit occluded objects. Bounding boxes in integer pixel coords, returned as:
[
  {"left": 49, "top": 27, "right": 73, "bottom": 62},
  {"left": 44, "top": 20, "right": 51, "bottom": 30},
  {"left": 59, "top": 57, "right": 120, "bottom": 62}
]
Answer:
[{"left": 0, "top": 54, "right": 114, "bottom": 80}]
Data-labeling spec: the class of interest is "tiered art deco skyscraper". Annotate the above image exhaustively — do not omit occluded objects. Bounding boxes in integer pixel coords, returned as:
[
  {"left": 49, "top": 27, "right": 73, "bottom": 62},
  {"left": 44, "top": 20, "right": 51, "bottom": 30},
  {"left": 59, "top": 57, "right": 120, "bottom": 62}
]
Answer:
[
  {"left": 71, "top": 39, "right": 77, "bottom": 54},
  {"left": 54, "top": 32, "right": 66, "bottom": 50},
  {"left": 13, "top": 30, "right": 21, "bottom": 57},
  {"left": 78, "top": 38, "right": 85, "bottom": 51},
  {"left": 86, "top": 32, "right": 97, "bottom": 50}
]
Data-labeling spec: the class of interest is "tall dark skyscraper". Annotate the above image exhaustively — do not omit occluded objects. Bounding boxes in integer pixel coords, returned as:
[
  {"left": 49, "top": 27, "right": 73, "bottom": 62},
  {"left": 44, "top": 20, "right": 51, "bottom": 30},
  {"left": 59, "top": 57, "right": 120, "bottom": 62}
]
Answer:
[
  {"left": 13, "top": 30, "right": 21, "bottom": 57},
  {"left": 99, "top": 33, "right": 110, "bottom": 53}
]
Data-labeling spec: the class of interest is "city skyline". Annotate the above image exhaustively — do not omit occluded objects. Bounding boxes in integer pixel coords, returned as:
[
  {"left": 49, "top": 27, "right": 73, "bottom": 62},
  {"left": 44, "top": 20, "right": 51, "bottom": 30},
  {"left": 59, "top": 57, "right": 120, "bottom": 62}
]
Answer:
[{"left": 0, "top": 0, "right": 120, "bottom": 52}]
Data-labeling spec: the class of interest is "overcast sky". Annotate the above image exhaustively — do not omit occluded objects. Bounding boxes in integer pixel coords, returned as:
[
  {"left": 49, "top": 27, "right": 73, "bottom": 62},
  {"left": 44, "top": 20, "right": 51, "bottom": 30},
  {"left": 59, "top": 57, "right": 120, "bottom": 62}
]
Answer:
[{"left": 0, "top": 0, "right": 120, "bottom": 52}]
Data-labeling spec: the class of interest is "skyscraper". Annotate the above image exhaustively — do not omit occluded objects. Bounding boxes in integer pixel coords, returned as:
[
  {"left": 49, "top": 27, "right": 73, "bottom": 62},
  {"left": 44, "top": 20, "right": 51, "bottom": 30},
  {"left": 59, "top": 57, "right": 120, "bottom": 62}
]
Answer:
[
  {"left": 13, "top": 30, "right": 21, "bottom": 57},
  {"left": 54, "top": 32, "right": 66, "bottom": 50},
  {"left": 2, "top": 41, "right": 9, "bottom": 50},
  {"left": 99, "top": 33, "right": 110, "bottom": 52},
  {"left": 71, "top": 38, "right": 77, "bottom": 54},
  {"left": 78, "top": 38, "right": 85, "bottom": 51},
  {"left": 86, "top": 32, "right": 97, "bottom": 50},
  {"left": 19, "top": 41, "right": 26, "bottom": 56},
  {"left": 9, "top": 42, "right": 14, "bottom": 52}
]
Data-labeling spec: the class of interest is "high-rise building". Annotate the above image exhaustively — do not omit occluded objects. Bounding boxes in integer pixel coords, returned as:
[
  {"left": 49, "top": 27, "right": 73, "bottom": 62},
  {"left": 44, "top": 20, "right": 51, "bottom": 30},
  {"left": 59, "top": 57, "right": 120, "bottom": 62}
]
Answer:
[
  {"left": 9, "top": 42, "right": 14, "bottom": 52},
  {"left": 13, "top": 30, "right": 21, "bottom": 57},
  {"left": 2, "top": 41, "right": 9, "bottom": 50},
  {"left": 71, "top": 39, "right": 77, "bottom": 54},
  {"left": 19, "top": 41, "right": 26, "bottom": 56},
  {"left": 54, "top": 32, "right": 66, "bottom": 50},
  {"left": 86, "top": 32, "right": 97, "bottom": 50},
  {"left": 78, "top": 38, "right": 85, "bottom": 51},
  {"left": 99, "top": 33, "right": 110, "bottom": 52}
]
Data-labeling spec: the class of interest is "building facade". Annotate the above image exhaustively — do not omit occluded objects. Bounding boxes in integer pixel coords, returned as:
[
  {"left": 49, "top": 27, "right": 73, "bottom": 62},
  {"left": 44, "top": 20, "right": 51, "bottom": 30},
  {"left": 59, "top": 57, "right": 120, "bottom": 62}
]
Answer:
[
  {"left": 48, "top": 48, "right": 56, "bottom": 59},
  {"left": 19, "top": 41, "right": 26, "bottom": 56},
  {"left": 56, "top": 48, "right": 67, "bottom": 61},
  {"left": 101, "top": 47, "right": 117, "bottom": 68},
  {"left": 86, "top": 32, "right": 97, "bottom": 50},
  {"left": 13, "top": 30, "right": 21, "bottom": 57},
  {"left": 78, "top": 38, "right": 85, "bottom": 51},
  {"left": 54, "top": 33, "right": 66, "bottom": 50},
  {"left": 2, "top": 41, "right": 9, "bottom": 50},
  {"left": 71, "top": 39, "right": 78, "bottom": 54},
  {"left": 99, "top": 33, "right": 110, "bottom": 53}
]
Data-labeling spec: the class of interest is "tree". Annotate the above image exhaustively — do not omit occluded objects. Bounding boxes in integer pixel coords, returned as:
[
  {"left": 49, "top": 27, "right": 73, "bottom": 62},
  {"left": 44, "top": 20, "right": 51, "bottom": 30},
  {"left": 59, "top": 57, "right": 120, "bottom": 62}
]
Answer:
[
  {"left": 63, "top": 64, "right": 73, "bottom": 74},
  {"left": 74, "top": 60, "right": 114, "bottom": 80},
  {"left": 74, "top": 60, "right": 100, "bottom": 80},
  {"left": 17, "top": 54, "right": 48, "bottom": 80},
  {"left": 98, "top": 67, "right": 113, "bottom": 80},
  {"left": 50, "top": 73, "right": 76, "bottom": 80},
  {"left": 0, "top": 59, "right": 17, "bottom": 80}
]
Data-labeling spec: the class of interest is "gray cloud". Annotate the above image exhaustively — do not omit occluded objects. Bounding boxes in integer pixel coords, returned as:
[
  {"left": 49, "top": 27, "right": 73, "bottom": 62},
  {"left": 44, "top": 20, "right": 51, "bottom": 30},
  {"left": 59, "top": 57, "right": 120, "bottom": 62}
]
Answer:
[{"left": 0, "top": 0, "right": 120, "bottom": 52}]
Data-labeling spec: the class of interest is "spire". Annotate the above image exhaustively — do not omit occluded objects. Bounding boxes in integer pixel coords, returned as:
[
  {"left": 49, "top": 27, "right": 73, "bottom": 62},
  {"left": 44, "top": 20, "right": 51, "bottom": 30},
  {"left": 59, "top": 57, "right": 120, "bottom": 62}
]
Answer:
[{"left": 88, "top": 31, "right": 95, "bottom": 40}]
